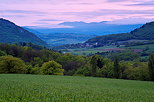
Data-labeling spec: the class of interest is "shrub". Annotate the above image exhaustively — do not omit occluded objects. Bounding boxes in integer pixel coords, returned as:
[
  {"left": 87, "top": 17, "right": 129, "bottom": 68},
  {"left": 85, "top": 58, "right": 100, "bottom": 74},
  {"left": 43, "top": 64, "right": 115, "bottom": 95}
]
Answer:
[
  {"left": 41, "top": 61, "right": 64, "bottom": 75},
  {"left": 0, "top": 56, "right": 27, "bottom": 74},
  {"left": 125, "top": 62, "right": 149, "bottom": 81}
]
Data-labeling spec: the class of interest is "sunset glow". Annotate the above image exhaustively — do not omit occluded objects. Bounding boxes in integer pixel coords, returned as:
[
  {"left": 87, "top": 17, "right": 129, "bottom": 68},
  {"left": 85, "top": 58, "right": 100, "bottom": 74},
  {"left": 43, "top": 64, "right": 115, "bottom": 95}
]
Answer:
[{"left": 0, "top": 0, "right": 154, "bottom": 27}]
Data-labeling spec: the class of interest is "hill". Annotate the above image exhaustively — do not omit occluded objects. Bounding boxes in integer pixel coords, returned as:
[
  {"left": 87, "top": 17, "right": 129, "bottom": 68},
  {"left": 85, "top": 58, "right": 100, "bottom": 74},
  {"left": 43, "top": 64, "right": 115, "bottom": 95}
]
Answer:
[
  {"left": 0, "top": 74, "right": 154, "bottom": 102},
  {"left": 0, "top": 18, "right": 47, "bottom": 46},
  {"left": 86, "top": 21, "right": 154, "bottom": 47}
]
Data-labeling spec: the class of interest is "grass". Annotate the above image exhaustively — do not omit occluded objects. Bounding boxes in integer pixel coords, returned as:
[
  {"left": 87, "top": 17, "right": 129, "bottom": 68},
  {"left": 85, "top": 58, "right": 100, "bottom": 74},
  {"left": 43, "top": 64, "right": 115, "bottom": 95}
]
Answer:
[
  {"left": 64, "top": 43, "right": 154, "bottom": 56},
  {"left": 67, "top": 46, "right": 117, "bottom": 55},
  {"left": 124, "top": 44, "right": 154, "bottom": 50},
  {"left": 0, "top": 74, "right": 154, "bottom": 102}
]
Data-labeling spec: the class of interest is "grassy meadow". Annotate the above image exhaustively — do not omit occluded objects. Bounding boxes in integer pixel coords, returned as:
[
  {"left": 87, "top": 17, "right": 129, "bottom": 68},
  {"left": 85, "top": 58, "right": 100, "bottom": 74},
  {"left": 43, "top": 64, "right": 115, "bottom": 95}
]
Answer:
[
  {"left": 65, "top": 46, "right": 117, "bottom": 55},
  {"left": 0, "top": 74, "right": 154, "bottom": 102},
  {"left": 125, "top": 44, "right": 154, "bottom": 52},
  {"left": 62, "top": 43, "right": 154, "bottom": 56}
]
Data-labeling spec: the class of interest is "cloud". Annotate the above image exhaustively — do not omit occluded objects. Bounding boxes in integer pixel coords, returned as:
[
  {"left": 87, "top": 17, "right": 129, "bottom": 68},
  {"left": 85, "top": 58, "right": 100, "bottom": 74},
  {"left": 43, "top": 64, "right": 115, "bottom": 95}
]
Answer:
[
  {"left": 106, "top": 0, "right": 126, "bottom": 2},
  {"left": 128, "top": 1, "right": 154, "bottom": 6},
  {"left": 107, "top": 17, "right": 154, "bottom": 24},
  {"left": 106, "top": 0, "right": 141, "bottom": 2},
  {"left": 98, "top": 9, "right": 154, "bottom": 15},
  {"left": 0, "top": 10, "right": 46, "bottom": 14},
  {"left": 61, "top": 9, "right": 154, "bottom": 19},
  {"left": 32, "top": 21, "right": 74, "bottom": 28},
  {"left": 106, "top": 0, "right": 151, "bottom": 2},
  {"left": 39, "top": 19, "right": 62, "bottom": 21},
  {"left": 1, "top": 15, "right": 25, "bottom": 18},
  {"left": 0, "top": 0, "right": 154, "bottom": 26}
]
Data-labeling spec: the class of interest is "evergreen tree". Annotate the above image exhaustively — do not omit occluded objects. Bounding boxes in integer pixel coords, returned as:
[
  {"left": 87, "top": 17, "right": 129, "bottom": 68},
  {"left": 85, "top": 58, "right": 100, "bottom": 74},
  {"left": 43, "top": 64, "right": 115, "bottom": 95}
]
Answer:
[
  {"left": 113, "top": 57, "right": 120, "bottom": 79},
  {"left": 90, "top": 55, "right": 103, "bottom": 76},
  {"left": 90, "top": 55, "right": 98, "bottom": 76},
  {"left": 148, "top": 54, "right": 154, "bottom": 81}
]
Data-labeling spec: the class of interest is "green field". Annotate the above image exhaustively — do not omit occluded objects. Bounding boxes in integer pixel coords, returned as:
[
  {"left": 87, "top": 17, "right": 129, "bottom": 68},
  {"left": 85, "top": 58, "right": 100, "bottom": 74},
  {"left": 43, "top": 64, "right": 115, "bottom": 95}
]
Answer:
[
  {"left": 0, "top": 74, "right": 154, "bottom": 102},
  {"left": 65, "top": 46, "right": 117, "bottom": 55},
  {"left": 125, "top": 44, "right": 154, "bottom": 52},
  {"left": 62, "top": 43, "right": 154, "bottom": 56}
]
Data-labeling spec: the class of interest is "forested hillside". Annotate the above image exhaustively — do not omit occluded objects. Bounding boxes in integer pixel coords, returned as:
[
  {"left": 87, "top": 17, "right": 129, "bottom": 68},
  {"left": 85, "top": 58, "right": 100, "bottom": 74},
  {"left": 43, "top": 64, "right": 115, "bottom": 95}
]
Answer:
[
  {"left": 0, "top": 18, "right": 47, "bottom": 46},
  {"left": 86, "top": 21, "right": 154, "bottom": 46}
]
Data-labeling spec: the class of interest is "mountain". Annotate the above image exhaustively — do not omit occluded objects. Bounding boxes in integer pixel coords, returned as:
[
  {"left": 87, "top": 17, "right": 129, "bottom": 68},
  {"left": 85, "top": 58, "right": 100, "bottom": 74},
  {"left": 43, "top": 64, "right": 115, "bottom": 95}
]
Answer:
[
  {"left": 86, "top": 21, "right": 154, "bottom": 46},
  {"left": 0, "top": 18, "right": 47, "bottom": 46},
  {"left": 26, "top": 21, "right": 142, "bottom": 35}
]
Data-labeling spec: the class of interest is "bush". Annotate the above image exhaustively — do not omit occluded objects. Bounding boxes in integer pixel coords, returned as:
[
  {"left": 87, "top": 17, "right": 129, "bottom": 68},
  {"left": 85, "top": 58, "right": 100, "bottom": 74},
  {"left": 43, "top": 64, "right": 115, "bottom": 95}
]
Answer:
[
  {"left": 125, "top": 62, "right": 149, "bottom": 81},
  {"left": 41, "top": 61, "right": 64, "bottom": 75},
  {"left": 31, "top": 67, "right": 41, "bottom": 74},
  {"left": 0, "top": 56, "right": 27, "bottom": 74},
  {"left": 75, "top": 63, "right": 92, "bottom": 76}
]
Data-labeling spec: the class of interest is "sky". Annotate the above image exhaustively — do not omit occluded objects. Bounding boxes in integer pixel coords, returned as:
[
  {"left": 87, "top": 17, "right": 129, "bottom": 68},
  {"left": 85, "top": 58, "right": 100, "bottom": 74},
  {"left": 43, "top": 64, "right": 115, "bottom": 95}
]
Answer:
[{"left": 0, "top": 0, "right": 154, "bottom": 28}]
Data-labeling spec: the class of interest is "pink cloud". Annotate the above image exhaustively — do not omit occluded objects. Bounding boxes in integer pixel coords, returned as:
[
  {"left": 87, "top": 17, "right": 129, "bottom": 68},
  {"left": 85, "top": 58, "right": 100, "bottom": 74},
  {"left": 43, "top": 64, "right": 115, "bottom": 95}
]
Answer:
[{"left": 0, "top": 0, "right": 154, "bottom": 27}]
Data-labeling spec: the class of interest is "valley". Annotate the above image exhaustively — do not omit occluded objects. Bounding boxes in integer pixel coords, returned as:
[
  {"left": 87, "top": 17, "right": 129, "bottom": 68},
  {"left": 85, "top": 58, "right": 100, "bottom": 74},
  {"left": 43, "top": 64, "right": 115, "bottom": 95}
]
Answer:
[{"left": 52, "top": 21, "right": 154, "bottom": 61}]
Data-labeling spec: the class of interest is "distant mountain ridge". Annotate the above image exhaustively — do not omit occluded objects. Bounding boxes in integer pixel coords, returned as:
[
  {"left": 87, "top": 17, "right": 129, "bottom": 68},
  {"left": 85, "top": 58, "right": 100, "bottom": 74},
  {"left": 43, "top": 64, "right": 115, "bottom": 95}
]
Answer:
[
  {"left": 0, "top": 18, "right": 47, "bottom": 46},
  {"left": 26, "top": 21, "right": 142, "bottom": 35}
]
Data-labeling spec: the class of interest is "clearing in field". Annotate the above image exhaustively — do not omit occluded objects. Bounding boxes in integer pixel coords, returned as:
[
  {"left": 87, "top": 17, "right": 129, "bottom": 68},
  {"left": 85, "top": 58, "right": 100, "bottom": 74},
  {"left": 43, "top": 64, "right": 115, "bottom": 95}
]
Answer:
[{"left": 0, "top": 74, "right": 154, "bottom": 102}]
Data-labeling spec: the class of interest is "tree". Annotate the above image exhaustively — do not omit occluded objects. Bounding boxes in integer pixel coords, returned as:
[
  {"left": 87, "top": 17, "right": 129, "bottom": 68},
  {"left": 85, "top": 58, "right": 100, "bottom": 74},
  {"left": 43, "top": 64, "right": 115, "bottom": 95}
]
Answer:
[
  {"left": 148, "top": 54, "right": 154, "bottom": 81},
  {"left": 56, "top": 53, "right": 86, "bottom": 75},
  {"left": 75, "top": 63, "right": 92, "bottom": 76},
  {"left": 125, "top": 62, "right": 149, "bottom": 81},
  {"left": 31, "top": 57, "right": 43, "bottom": 67},
  {"left": 41, "top": 61, "right": 64, "bottom": 75},
  {"left": 0, "top": 56, "right": 27, "bottom": 74},
  {"left": 100, "top": 58, "right": 113, "bottom": 78},
  {"left": 90, "top": 55, "right": 103, "bottom": 76},
  {"left": 113, "top": 57, "right": 120, "bottom": 79},
  {"left": 0, "top": 50, "right": 6, "bottom": 56}
]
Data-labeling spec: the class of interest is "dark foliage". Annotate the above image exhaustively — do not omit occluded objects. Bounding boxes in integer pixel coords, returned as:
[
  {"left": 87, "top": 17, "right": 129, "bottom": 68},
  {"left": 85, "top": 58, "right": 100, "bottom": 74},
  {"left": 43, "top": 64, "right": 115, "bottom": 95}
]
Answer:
[
  {"left": 113, "top": 57, "right": 120, "bottom": 79},
  {"left": 148, "top": 54, "right": 154, "bottom": 81}
]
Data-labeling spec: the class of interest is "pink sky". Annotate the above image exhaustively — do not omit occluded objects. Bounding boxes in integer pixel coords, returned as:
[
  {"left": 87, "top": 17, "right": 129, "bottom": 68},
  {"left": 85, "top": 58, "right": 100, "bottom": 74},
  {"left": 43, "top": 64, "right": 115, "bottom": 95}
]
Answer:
[{"left": 0, "top": 0, "right": 154, "bottom": 28}]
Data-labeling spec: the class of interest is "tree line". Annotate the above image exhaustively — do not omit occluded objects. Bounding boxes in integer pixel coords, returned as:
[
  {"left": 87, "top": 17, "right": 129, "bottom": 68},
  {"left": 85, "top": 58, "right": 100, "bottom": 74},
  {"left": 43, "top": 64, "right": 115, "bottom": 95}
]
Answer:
[{"left": 0, "top": 43, "right": 154, "bottom": 81}]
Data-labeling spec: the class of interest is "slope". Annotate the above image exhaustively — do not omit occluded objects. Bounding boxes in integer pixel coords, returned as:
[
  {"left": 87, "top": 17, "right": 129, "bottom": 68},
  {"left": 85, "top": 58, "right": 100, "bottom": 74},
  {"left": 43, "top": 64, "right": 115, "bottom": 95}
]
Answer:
[
  {"left": 0, "top": 18, "right": 47, "bottom": 46},
  {"left": 86, "top": 21, "right": 154, "bottom": 46}
]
